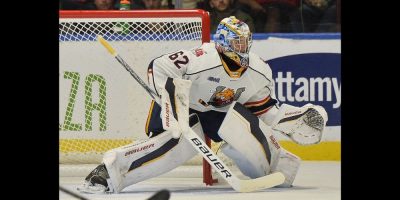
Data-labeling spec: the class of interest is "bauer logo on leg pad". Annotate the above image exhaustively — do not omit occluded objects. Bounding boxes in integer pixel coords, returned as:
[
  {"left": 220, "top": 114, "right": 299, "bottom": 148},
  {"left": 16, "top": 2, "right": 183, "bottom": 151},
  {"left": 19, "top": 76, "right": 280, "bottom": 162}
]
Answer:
[
  {"left": 161, "top": 78, "right": 191, "bottom": 139},
  {"left": 164, "top": 102, "right": 171, "bottom": 128},
  {"left": 269, "top": 135, "right": 281, "bottom": 150},
  {"left": 161, "top": 95, "right": 180, "bottom": 138}
]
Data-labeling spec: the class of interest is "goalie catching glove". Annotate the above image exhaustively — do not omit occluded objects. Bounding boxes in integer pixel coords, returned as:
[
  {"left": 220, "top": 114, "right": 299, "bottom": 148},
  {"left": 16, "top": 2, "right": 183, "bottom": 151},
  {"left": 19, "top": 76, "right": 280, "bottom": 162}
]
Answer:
[
  {"left": 271, "top": 103, "right": 328, "bottom": 145},
  {"left": 161, "top": 78, "right": 191, "bottom": 139}
]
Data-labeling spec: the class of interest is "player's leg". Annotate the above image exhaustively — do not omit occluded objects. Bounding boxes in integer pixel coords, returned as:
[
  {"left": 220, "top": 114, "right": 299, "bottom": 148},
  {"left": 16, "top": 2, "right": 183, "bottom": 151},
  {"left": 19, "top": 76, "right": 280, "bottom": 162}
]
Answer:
[
  {"left": 189, "top": 108, "right": 227, "bottom": 142},
  {"left": 270, "top": 147, "right": 300, "bottom": 187},
  {"left": 218, "top": 102, "right": 300, "bottom": 187},
  {"left": 145, "top": 100, "right": 166, "bottom": 138},
  {"left": 79, "top": 113, "right": 205, "bottom": 193}
]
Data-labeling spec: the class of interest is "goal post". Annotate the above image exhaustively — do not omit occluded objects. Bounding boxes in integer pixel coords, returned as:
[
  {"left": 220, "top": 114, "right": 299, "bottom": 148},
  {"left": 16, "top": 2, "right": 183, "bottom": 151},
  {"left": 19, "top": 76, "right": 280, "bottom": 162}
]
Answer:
[{"left": 59, "top": 9, "right": 220, "bottom": 185}]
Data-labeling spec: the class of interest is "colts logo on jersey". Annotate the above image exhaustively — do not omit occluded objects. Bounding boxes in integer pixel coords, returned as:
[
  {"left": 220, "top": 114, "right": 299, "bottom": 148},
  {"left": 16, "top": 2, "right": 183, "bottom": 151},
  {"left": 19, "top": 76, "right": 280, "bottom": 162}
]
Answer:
[{"left": 208, "top": 86, "right": 245, "bottom": 108}]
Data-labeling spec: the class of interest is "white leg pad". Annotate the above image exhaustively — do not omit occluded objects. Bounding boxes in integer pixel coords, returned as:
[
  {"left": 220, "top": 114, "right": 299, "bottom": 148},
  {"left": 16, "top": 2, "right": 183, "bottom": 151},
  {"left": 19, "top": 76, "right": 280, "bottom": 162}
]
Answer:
[
  {"left": 220, "top": 143, "right": 266, "bottom": 178},
  {"left": 272, "top": 148, "right": 301, "bottom": 187},
  {"left": 218, "top": 102, "right": 281, "bottom": 179},
  {"left": 104, "top": 114, "right": 204, "bottom": 193}
]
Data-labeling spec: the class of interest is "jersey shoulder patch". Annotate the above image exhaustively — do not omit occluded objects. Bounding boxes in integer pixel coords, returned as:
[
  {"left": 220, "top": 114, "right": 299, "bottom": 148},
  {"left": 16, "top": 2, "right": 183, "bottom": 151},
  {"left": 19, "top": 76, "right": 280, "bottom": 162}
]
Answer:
[{"left": 185, "top": 43, "right": 221, "bottom": 74}]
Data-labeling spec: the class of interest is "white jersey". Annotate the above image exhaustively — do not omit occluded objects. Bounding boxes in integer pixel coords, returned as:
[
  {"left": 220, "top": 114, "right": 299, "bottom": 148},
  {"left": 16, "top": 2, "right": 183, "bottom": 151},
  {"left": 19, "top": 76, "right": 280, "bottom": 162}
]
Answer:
[{"left": 147, "top": 42, "right": 278, "bottom": 120}]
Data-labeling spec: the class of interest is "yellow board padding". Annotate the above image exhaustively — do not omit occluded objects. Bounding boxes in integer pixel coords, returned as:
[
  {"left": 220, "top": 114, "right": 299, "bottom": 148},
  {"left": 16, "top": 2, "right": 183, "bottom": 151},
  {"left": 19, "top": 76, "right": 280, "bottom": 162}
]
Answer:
[
  {"left": 60, "top": 139, "right": 133, "bottom": 153},
  {"left": 208, "top": 141, "right": 340, "bottom": 161},
  {"left": 278, "top": 141, "right": 341, "bottom": 161},
  {"left": 60, "top": 139, "right": 340, "bottom": 161}
]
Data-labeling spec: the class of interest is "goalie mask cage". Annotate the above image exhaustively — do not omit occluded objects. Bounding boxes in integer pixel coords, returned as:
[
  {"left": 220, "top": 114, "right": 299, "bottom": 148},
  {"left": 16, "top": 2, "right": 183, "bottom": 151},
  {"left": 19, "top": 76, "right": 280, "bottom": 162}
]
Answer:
[{"left": 59, "top": 9, "right": 227, "bottom": 186}]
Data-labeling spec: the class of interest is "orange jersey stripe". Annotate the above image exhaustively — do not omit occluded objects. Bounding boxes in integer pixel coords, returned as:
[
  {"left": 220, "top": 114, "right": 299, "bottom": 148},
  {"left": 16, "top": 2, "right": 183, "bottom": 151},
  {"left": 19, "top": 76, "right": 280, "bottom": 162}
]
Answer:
[
  {"left": 244, "top": 96, "right": 271, "bottom": 107},
  {"left": 254, "top": 106, "right": 272, "bottom": 116}
]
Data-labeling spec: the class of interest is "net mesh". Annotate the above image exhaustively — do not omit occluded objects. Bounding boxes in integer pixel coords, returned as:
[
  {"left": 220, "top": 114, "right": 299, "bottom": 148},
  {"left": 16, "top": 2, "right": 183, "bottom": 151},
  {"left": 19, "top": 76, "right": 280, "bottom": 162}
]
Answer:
[
  {"left": 60, "top": 12, "right": 206, "bottom": 165},
  {"left": 59, "top": 21, "right": 202, "bottom": 42}
]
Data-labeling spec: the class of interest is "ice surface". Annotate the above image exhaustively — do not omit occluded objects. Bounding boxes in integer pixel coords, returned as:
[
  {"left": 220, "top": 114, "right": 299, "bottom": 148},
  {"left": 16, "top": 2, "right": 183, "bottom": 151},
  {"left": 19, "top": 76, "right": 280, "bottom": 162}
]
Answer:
[{"left": 60, "top": 161, "right": 340, "bottom": 200}]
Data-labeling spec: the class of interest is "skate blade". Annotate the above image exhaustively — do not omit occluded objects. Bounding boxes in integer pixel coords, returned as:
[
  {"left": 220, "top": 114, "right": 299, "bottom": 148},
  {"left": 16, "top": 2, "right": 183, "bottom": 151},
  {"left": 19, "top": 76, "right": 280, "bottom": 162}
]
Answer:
[{"left": 77, "top": 184, "right": 109, "bottom": 194}]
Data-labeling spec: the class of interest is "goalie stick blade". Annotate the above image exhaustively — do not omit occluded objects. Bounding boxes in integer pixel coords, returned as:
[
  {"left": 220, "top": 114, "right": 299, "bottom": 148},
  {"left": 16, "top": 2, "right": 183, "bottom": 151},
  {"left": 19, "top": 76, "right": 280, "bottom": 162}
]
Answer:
[
  {"left": 185, "top": 128, "right": 284, "bottom": 192},
  {"left": 233, "top": 172, "right": 286, "bottom": 193},
  {"left": 147, "top": 189, "right": 170, "bottom": 200}
]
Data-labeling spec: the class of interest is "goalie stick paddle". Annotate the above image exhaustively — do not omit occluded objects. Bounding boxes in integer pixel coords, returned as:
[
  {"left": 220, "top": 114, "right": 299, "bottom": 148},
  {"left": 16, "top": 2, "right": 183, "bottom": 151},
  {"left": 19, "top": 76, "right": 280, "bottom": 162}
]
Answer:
[
  {"left": 147, "top": 189, "right": 170, "bottom": 200},
  {"left": 97, "top": 35, "right": 285, "bottom": 192}
]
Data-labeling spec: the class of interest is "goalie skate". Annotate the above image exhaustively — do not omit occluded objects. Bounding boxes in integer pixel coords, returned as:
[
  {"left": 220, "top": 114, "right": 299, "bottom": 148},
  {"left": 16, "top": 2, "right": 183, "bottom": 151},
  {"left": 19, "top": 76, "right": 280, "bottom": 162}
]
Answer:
[{"left": 77, "top": 163, "right": 114, "bottom": 194}]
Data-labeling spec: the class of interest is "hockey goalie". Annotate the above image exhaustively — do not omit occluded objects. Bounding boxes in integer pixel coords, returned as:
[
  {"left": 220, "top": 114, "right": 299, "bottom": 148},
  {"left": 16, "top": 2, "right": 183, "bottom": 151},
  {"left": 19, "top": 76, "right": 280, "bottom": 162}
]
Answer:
[{"left": 78, "top": 16, "right": 328, "bottom": 193}]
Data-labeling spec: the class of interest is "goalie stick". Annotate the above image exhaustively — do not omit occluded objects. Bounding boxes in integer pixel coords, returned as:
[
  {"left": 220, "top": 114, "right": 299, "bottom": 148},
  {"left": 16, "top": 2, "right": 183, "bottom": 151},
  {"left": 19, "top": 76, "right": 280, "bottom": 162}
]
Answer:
[{"left": 97, "top": 35, "right": 285, "bottom": 192}]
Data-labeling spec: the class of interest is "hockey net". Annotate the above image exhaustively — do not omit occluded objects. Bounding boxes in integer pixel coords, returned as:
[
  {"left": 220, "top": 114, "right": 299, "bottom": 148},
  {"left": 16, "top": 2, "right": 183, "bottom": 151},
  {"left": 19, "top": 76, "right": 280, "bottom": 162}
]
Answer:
[{"left": 59, "top": 10, "right": 232, "bottom": 185}]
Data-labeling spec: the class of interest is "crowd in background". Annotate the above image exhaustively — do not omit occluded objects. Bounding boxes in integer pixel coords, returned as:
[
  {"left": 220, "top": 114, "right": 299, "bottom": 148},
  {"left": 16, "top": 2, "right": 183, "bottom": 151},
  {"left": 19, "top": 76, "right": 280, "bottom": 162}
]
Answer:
[{"left": 60, "top": 0, "right": 340, "bottom": 33}]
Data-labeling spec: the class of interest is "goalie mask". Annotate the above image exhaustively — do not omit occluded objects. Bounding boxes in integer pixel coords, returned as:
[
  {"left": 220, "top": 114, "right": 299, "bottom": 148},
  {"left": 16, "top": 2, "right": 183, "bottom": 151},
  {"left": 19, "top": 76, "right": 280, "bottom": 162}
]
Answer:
[{"left": 214, "top": 16, "right": 253, "bottom": 68}]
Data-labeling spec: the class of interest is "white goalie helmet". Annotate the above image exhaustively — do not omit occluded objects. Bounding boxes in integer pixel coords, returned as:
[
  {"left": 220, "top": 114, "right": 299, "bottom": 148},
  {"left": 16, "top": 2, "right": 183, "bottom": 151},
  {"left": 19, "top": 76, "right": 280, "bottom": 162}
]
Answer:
[{"left": 214, "top": 16, "right": 253, "bottom": 68}]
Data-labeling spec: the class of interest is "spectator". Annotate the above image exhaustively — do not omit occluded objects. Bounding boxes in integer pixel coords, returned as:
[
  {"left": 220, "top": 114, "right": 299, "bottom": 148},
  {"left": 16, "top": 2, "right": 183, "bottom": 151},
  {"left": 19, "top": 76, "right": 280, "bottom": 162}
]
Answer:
[
  {"left": 127, "top": 0, "right": 169, "bottom": 9},
  {"left": 143, "top": 0, "right": 165, "bottom": 9},
  {"left": 169, "top": 0, "right": 204, "bottom": 8},
  {"left": 237, "top": 0, "right": 302, "bottom": 33},
  {"left": 92, "top": 0, "right": 118, "bottom": 9},
  {"left": 181, "top": 0, "right": 201, "bottom": 8},
  {"left": 60, "top": 0, "right": 95, "bottom": 9},
  {"left": 300, "top": 0, "right": 338, "bottom": 32},
  {"left": 206, "top": 0, "right": 255, "bottom": 33},
  {"left": 60, "top": 0, "right": 118, "bottom": 10}
]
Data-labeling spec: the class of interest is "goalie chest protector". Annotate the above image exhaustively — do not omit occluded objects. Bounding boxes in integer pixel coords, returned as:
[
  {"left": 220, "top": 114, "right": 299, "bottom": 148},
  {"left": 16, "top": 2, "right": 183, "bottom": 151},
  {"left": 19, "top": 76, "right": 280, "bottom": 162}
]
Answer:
[{"left": 182, "top": 43, "right": 274, "bottom": 113}]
